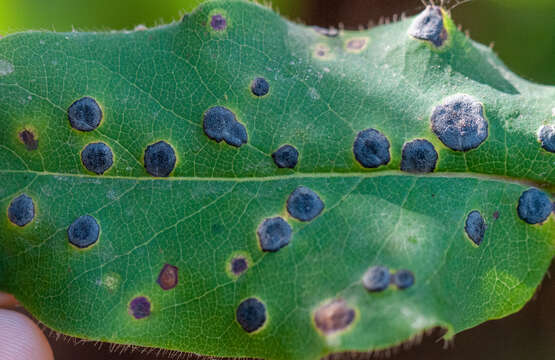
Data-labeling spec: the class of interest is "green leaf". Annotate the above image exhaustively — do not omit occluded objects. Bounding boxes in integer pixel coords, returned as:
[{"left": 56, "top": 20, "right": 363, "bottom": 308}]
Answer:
[{"left": 0, "top": 1, "right": 553, "bottom": 359}]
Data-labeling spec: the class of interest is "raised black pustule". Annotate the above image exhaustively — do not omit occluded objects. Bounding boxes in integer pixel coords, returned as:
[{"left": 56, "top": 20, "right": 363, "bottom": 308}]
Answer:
[
  {"left": 203, "top": 106, "right": 247, "bottom": 147},
  {"left": 251, "top": 77, "right": 270, "bottom": 97},
  {"left": 538, "top": 125, "right": 555, "bottom": 153},
  {"left": 19, "top": 130, "right": 38, "bottom": 150},
  {"left": 393, "top": 270, "right": 415, "bottom": 290},
  {"left": 257, "top": 217, "right": 292, "bottom": 252},
  {"left": 67, "top": 215, "right": 100, "bottom": 249},
  {"left": 465, "top": 210, "right": 486, "bottom": 246},
  {"left": 517, "top": 188, "right": 552, "bottom": 224},
  {"left": 81, "top": 142, "right": 113, "bottom": 175},
  {"left": 129, "top": 296, "right": 151, "bottom": 319},
  {"left": 407, "top": 6, "right": 447, "bottom": 47},
  {"left": 272, "top": 145, "right": 298, "bottom": 169},
  {"left": 286, "top": 186, "right": 324, "bottom": 222},
  {"left": 8, "top": 194, "right": 35, "bottom": 227},
  {"left": 401, "top": 139, "right": 438, "bottom": 173},
  {"left": 362, "top": 266, "right": 390, "bottom": 292},
  {"left": 210, "top": 14, "right": 227, "bottom": 31},
  {"left": 236, "top": 298, "right": 266, "bottom": 333},
  {"left": 353, "top": 128, "right": 391, "bottom": 168},
  {"left": 68, "top": 97, "right": 102, "bottom": 132},
  {"left": 231, "top": 257, "right": 248, "bottom": 276},
  {"left": 144, "top": 141, "right": 176, "bottom": 177}
]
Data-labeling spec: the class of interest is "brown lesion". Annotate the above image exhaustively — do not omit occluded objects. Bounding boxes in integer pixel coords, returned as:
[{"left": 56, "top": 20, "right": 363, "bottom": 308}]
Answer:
[
  {"left": 314, "top": 299, "right": 356, "bottom": 335},
  {"left": 157, "top": 264, "right": 178, "bottom": 290},
  {"left": 18, "top": 129, "right": 38, "bottom": 150}
]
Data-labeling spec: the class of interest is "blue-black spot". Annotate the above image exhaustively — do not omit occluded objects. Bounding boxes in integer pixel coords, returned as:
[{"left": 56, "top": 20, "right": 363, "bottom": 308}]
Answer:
[
  {"left": 144, "top": 141, "right": 176, "bottom": 177},
  {"left": 67, "top": 215, "right": 100, "bottom": 249},
  {"left": 8, "top": 194, "right": 35, "bottom": 227},
  {"left": 431, "top": 94, "right": 488, "bottom": 151},
  {"left": 272, "top": 145, "right": 299, "bottom": 169},
  {"left": 251, "top": 77, "right": 270, "bottom": 97},
  {"left": 81, "top": 142, "right": 113, "bottom": 175},
  {"left": 231, "top": 256, "right": 248, "bottom": 276},
  {"left": 313, "top": 26, "right": 339, "bottom": 37},
  {"left": 236, "top": 298, "right": 266, "bottom": 333},
  {"left": 465, "top": 210, "right": 486, "bottom": 246},
  {"left": 353, "top": 128, "right": 391, "bottom": 168},
  {"left": 287, "top": 186, "right": 324, "bottom": 222},
  {"left": 129, "top": 296, "right": 151, "bottom": 319},
  {"left": 362, "top": 266, "right": 390, "bottom": 292},
  {"left": 407, "top": 6, "right": 447, "bottom": 47},
  {"left": 517, "top": 188, "right": 552, "bottom": 224},
  {"left": 210, "top": 14, "right": 227, "bottom": 31},
  {"left": 68, "top": 97, "right": 102, "bottom": 132},
  {"left": 538, "top": 125, "right": 555, "bottom": 153},
  {"left": 314, "top": 299, "right": 355, "bottom": 335},
  {"left": 401, "top": 139, "right": 438, "bottom": 173},
  {"left": 19, "top": 130, "right": 38, "bottom": 150},
  {"left": 257, "top": 217, "right": 292, "bottom": 252},
  {"left": 157, "top": 264, "right": 178, "bottom": 290},
  {"left": 393, "top": 270, "right": 415, "bottom": 290},
  {"left": 203, "top": 106, "right": 248, "bottom": 147}
]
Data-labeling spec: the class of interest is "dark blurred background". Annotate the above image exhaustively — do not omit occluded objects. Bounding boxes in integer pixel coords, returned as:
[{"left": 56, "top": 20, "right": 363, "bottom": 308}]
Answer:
[{"left": 3, "top": 0, "right": 553, "bottom": 359}]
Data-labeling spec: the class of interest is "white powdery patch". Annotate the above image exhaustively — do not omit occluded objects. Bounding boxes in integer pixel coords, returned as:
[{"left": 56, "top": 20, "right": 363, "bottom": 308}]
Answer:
[{"left": 0, "top": 59, "right": 14, "bottom": 76}]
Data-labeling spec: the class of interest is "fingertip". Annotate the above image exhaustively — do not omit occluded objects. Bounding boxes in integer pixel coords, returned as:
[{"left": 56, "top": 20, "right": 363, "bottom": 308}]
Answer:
[
  {"left": 0, "top": 309, "right": 54, "bottom": 360},
  {"left": 0, "top": 292, "right": 18, "bottom": 307}
]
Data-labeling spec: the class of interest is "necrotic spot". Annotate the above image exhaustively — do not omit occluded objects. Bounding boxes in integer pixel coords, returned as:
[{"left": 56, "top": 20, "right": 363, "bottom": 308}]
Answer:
[
  {"left": 346, "top": 38, "right": 368, "bottom": 52},
  {"left": 257, "top": 217, "right": 292, "bottom": 252},
  {"left": 431, "top": 94, "right": 488, "bottom": 151},
  {"left": 538, "top": 125, "right": 555, "bottom": 153},
  {"left": 314, "top": 299, "right": 355, "bottom": 335},
  {"left": 81, "top": 142, "right": 113, "bottom": 175},
  {"left": 407, "top": 6, "right": 447, "bottom": 47},
  {"left": 129, "top": 296, "right": 151, "bottom": 319},
  {"left": 144, "top": 141, "right": 176, "bottom": 177},
  {"left": 19, "top": 130, "right": 38, "bottom": 150},
  {"left": 272, "top": 145, "right": 299, "bottom": 169},
  {"left": 362, "top": 266, "right": 390, "bottom": 292},
  {"left": 353, "top": 128, "right": 391, "bottom": 168},
  {"left": 231, "top": 256, "right": 248, "bottom": 276},
  {"left": 465, "top": 210, "right": 486, "bottom": 246},
  {"left": 67, "top": 215, "right": 100, "bottom": 249},
  {"left": 8, "top": 194, "right": 35, "bottom": 227},
  {"left": 517, "top": 188, "right": 552, "bottom": 224},
  {"left": 203, "top": 106, "right": 248, "bottom": 147},
  {"left": 210, "top": 14, "right": 227, "bottom": 31},
  {"left": 68, "top": 97, "right": 102, "bottom": 132},
  {"left": 251, "top": 77, "right": 270, "bottom": 97},
  {"left": 287, "top": 186, "right": 324, "bottom": 222},
  {"left": 236, "top": 298, "right": 266, "bottom": 333},
  {"left": 393, "top": 270, "right": 415, "bottom": 290},
  {"left": 157, "top": 264, "right": 178, "bottom": 290},
  {"left": 401, "top": 139, "right": 438, "bottom": 173}
]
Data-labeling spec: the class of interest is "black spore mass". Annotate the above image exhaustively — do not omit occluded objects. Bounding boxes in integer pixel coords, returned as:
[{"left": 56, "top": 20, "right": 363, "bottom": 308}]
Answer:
[
  {"left": 465, "top": 210, "right": 486, "bottom": 246},
  {"left": 401, "top": 139, "right": 438, "bottom": 173},
  {"left": 210, "top": 14, "right": 227, "bottom": 31},
  {"left": 236, "top": 298, "right": 267, "bottom": 333},
  {"left": 67, "top": 215, "right": 100, "bottom": 248},
  {"left": 81, "top": 142, "right": 114, "bottom": 175},
  {"left": 257, "top": 217, "right": 292, "bottom": 252},
  {"left": 144, "top": 141, "right": 176, "bottom": 177},
  {"left": 353, "top": 128, "right": 391, "bottom": 168},
  {"left": 407, "top": 6, "right": 447, "bottom": 47},
  {"left": 203, "top": 106, "right": 248, "bottom": 147},
  {"left": 129, "top": 297, "right": 151, "bottom": 319},
  {"left": 251, "top": 77, "right": 270, "bottom": 97},
  {"left": 286, "top": 186, "right": 324, "bottom": 222},
  {"left": 231, "top": 257, "right": 248, "bottom": 275},
  {"left": 362, "top": 266, "right": 391, "bottom": 292},
  {"left": 272, "top": 145, "right": 299, "bottom": 169},
  {"left": 538, "top": 125, "right": 555, "bottom": 153},
  {"left": 68, "top": 97, "right": 102, "bottom": 132},
  {"left": 517, "top": 188, "right": 552, "bottom": 224},
  {"left": 393, "top": 270, "right": 415, "bottom": 290},
  {"left": 8, "top": 194, "right": 35, "bottom": 227}
]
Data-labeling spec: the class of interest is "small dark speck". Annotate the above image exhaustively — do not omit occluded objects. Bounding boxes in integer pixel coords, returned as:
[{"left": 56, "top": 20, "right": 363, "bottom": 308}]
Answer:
[{"left": 493, "top": 211, "right": 499, "bottom": 220}]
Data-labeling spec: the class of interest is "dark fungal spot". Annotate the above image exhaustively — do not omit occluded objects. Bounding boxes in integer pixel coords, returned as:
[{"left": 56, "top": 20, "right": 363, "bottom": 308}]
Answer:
[
  {"left": 68, "top": 97, "right": 102, "bottom": 132},
  {"left": 81, "top": 142, "right": 113, "bottom": 175},
  {"left": 393, "top": 270, "right": 415, "bottom": 290},
  {"left": 362, "top": 266, "right": 390, "bottom": 292},
  {"left": 210, "top": 14, "right": 227, "bottom": 31},
  {"left": 314, "top": 299, "right": 355, "bottom": 335},
  {"left": 129, "top": 296, "right": 151, "bottom": 319},
  {"left": 517, "top": 188, "right": 552, "bottom": 225},
  {"left": 236, "top": 298, "right": 266, "bottom": 333},
  {"left": 401, "top": 139, "right": 438, "bottom": 173},
  {"left": 272, "top": 145, "right": 299, "bottom": 169},
  {"left": 346, "top": 37, "right": 368, "bottom": 52},
  {"left": 431, "top": 94, "right": 488, "bottom": 151},
  {"left": 313, "top": 26, "right": 339, "bottom": 37},
  {"left": 287, "top": 186, "right": 324, "bottom": 222},
  {"left": 251, "top": 77, "right": 270, "bottom": 97},
  {"left": 231, "top": 256, "right": 248, "bottom": 276},
  {"left": 465, "top": 210, "right": 486, "bottom": 246},
  {"left": 407, "top": 6, "right": 447, "bottom": 47},
  {"left": 353, "top": 128, "right": 391, "bottom": 168},
  {"left": 144, "top": 141, "right": 176, "bottom": 177},
  {"left": 157, "top": 264, "right": 178, "bottom": 290},
  {"left": 257, "top": 217, "right": 292, "bottom": 252},
  {"left": 314, "top": 44, "right": 331, "bottom": 59},
  {"left": 538, "top": 125, "right": 555, "bottom": 153},
  {"left": 203, "top": 106, "right": 248, "bottom": 147},
  {"left": 67, "top": 215, "right": 100, "bottom": 249},
  {"left": 8, "top": 194, "right": 35, "bottom": 227},
  {"left": 19, "top": 130, "right": 38, "bottom": 150},
  {"left": 493, "top": 211, "right": 500, "bottom": 220}
]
